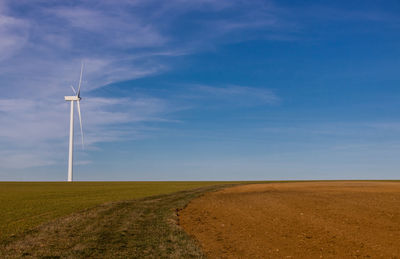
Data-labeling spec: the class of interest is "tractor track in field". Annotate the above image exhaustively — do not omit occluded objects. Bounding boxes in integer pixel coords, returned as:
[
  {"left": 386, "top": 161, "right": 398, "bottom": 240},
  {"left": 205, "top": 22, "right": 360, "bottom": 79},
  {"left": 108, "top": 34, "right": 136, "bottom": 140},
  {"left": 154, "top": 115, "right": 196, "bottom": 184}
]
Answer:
[{"left": 1, "top": 184, "right": 236, "bottom": 258}]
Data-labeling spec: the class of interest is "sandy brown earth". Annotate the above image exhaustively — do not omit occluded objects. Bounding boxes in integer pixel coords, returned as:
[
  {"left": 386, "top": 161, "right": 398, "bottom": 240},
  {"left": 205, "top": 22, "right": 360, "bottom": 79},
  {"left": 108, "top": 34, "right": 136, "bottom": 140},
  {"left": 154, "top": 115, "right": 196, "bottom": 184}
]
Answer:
[{"left": 180, "top": 181, "right": 400, "bottom": 258}]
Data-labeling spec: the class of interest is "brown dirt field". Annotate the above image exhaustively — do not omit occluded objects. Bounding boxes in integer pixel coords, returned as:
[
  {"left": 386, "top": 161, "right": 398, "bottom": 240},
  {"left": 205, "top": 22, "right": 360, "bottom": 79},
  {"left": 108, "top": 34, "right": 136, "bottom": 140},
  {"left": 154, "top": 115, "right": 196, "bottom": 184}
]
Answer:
[{"left": 180, "top": 181, "right": 400, "bottom": 258}]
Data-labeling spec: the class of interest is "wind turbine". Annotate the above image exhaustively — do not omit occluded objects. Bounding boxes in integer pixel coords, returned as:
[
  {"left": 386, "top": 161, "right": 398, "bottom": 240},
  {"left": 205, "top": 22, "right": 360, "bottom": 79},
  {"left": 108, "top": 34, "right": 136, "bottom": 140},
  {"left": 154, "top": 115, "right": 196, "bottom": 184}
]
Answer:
[{"left": 65, "top": 62, "right": 84, "bottom": 182}]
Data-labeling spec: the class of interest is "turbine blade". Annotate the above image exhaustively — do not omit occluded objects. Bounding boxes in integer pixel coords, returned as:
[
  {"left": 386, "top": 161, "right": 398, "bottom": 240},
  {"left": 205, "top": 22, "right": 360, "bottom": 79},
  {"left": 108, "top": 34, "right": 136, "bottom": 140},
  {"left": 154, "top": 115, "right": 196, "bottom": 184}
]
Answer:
[
  {"left": 77, "top": 62, "right": 84, "bottom": 97},
  {"left": 70, "top": 85, "right": 77, "bottom": 95},
  {"left": 76, "top": 100, "right": 84, "bottom": 149}
]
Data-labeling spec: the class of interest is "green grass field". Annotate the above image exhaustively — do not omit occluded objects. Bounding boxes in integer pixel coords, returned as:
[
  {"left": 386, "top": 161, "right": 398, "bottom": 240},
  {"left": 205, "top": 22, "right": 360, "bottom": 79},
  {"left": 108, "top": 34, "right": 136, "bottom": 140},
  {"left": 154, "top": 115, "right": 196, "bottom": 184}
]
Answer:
[
  {"left": 0, "top": 181, "right": 235, "bottom": 243},
  {"left": 1, "top": 184, "right": 239, "bottom": 258}
]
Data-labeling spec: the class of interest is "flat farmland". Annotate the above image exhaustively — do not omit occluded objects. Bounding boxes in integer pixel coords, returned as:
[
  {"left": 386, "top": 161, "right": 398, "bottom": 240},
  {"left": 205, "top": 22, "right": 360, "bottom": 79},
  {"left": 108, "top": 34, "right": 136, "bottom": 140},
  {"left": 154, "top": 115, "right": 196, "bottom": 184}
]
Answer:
[
  {"left": 0, "top": 181, "right": 233, "bottom": 243},
  {"left": 180, "top": 181, "right": 400, "bottom": 258}
]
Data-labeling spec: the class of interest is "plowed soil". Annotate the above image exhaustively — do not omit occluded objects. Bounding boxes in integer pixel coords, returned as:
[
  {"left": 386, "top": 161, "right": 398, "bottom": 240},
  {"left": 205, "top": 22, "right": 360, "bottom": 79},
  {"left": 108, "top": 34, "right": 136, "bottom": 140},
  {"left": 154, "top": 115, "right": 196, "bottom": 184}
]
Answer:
[{"left": 180, "top": 181, "right": 400, "bottom": 258}]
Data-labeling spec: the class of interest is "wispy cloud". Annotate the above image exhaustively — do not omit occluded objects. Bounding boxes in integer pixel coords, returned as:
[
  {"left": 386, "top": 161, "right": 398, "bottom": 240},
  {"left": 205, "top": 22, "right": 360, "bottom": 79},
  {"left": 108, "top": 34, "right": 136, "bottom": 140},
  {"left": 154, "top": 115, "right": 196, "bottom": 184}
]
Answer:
[
  {"left": 0, "top": 0, "right": 290, "bottom": 98},
  {"left": 0, "top": 0, "right": 287, "bottom": 169},
  {"left": 193, "top": 85, "right": 279, "bottom": 106},
  {"left": 0, "top": 95, "right": 173, "bottom": 169},
  {"left": 1, "top": 0, "right": 393, "bottom": 173},
  {"left": 0, "top": 151, "right": 57, "bottom": 169},
  {"left": 49, "top": 7, "right": 166, "bottom": 48},
  {"left": 0, "top": 14, "right": 29, "bottom": 61}
]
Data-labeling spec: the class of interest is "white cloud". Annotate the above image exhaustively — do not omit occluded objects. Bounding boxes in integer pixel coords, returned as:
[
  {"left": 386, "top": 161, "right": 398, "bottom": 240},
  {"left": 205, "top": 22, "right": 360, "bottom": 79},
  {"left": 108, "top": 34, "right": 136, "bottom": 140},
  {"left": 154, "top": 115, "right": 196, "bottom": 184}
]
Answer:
[
  {"left": 51, "top": 8, "right": 107, "bottom": 31},
  {"left": 0, "top": 0, "right": 286, "bottom": 97},
  {"left": 0, "top": 95, "right": 173, "bottom": 169},
  {"left": 0, "top": 151, "right": 56, "bottom": 169},
  {"left": 0, "top": 15, "right": 29, "bottom": 61},
  {"left": 50, "top": 7, "right": 166, "bottom": 48},
  {"left": 191, "top": 84, "right": 279, "bottom": 105},
  {"left": 0, "top": 0, "right": 287, "bottom": 170}
]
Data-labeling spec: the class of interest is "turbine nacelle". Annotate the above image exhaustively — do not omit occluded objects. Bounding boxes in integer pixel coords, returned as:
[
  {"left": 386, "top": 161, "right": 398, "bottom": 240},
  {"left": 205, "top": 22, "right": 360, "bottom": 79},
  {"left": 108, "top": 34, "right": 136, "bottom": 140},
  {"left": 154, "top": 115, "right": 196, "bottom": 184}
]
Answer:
[{"left": 64, "top": 96, "right": 81, "bottom": 101}]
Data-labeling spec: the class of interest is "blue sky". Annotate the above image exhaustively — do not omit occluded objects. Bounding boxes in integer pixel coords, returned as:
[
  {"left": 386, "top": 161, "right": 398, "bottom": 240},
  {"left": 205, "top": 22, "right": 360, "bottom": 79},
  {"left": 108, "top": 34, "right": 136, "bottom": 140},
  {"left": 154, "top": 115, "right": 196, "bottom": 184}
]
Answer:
[{"left": 1, "top": 0, "right": 400, "bottom": 181}]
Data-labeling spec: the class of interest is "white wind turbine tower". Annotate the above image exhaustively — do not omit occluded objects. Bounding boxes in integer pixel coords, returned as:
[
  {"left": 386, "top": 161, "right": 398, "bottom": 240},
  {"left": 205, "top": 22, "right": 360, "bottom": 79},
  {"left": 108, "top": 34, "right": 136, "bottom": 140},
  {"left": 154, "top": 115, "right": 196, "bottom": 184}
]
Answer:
[{"left": 65, "top": 63, "right": 84, "bottom": 182}]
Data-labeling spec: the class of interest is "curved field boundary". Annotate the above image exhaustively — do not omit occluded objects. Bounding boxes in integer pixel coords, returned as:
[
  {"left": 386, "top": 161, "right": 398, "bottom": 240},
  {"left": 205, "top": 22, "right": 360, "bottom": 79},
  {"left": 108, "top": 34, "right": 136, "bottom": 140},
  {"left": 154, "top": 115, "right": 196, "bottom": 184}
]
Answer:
[
  {"left": 1, "top": 184, "right": 239, "bottom": 258},
  {"left": 0, "top": 181, "right": 237, "bottom": 243}
]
